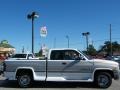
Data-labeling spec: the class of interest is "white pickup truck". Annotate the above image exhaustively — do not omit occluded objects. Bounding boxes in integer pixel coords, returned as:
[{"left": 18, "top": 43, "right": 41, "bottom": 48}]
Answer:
[{"left": 3, "top": 48, "right": 119, "bottom": 88}]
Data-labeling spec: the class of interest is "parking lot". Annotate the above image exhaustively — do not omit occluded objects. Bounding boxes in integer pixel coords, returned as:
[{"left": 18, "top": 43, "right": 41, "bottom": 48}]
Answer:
[{"left": 0, "top": 76, "right": 120, "bottom": 90}]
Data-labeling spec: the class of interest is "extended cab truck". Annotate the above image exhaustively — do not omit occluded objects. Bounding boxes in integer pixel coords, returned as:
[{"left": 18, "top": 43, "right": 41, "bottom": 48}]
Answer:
[{"left": 3, "top": 48, "right": 119, "bottom": 88}]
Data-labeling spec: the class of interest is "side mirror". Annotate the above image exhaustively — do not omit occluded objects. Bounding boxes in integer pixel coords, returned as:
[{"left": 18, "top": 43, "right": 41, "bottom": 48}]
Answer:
[
  {"left": 76, "top": 57, "right": 85, "bottom": 60},
  {"left": 82, "top": 57, "right": 86, "bottom": 60},
  {"left": 75, "top": 57, "right": 81, "bottom": 60}
]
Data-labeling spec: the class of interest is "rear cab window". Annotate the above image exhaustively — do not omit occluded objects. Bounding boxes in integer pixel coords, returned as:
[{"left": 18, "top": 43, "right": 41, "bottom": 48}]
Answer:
[{"left": 11, "top": 54, "right": 27, "bottom": 58}]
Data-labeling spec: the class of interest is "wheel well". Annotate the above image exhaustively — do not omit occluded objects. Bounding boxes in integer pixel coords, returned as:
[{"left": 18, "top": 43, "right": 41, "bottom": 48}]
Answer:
[
  {"left": 16, "top": 69, "right": 33, "bottom": 79},
  {"left": 94, "top": 70, "right": 114, "bottom": 79}
]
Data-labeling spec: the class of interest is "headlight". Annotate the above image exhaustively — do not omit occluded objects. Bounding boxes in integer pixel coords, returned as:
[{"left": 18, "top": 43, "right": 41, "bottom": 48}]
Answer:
[{"left": 113, "top": 65, "right": 119, "bottom": 71}]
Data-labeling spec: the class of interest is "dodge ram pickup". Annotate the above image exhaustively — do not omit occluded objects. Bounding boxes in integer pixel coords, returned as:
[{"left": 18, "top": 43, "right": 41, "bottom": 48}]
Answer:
[{"left": 3, "top": 48, "right": 119, "bottom": 88}]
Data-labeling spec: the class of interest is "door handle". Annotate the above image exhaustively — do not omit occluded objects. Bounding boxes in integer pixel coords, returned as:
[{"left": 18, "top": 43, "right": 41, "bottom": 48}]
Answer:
[{"left": 62, "top": 62, "right": 67, "bottom": 65}]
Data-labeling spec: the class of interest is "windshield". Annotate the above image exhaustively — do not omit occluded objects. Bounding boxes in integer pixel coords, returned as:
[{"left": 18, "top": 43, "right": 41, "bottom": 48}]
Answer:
[
  {"left": 78, "top": 50, "right": 91, "bottom": 60},
  {"left": 11, "top": 54, "right": 27, "bottom": 58}
]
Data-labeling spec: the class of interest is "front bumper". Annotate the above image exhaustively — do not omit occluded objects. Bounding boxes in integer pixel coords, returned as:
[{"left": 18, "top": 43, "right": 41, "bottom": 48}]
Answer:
[{"left": 113, "top": 70, "right": 120, "bottom": 80}]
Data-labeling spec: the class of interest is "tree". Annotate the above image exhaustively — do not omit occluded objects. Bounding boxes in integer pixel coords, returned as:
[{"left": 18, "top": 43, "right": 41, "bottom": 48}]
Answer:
[
  {"left": 99, "top": 41, "right": 120, "bottom": 55},
  {"left": 87, "top": 44, "right": 97, "bottom": 56},
  {"left": 112, "top": 42, "right": 120, "bottom": 52},
  {"left": 1, "top": 40, "right": 8, "bottom": 44},
  {"left": 35, "top": 49, "right": 42, "bottom": 57}
]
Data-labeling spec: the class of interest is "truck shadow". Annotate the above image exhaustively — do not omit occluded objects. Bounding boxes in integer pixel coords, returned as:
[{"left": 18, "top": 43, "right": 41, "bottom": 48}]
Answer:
[{"left": 0, "top": 80, "right": 97, "bottom": 88}]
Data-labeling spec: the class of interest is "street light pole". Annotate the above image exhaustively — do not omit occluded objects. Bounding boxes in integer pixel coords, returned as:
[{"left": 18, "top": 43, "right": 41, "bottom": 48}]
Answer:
[
  {"left": 82, "top": 32, "right": 90, "bottom": 52},
  {"left": 32, "top": 16, "right": 34, "bottom": 54},
  {"left": 66, "top": 35, "right": 69, "bottom": 48},
  {"left": 27, "top": 12, "right": 39, "bottom": 54}
]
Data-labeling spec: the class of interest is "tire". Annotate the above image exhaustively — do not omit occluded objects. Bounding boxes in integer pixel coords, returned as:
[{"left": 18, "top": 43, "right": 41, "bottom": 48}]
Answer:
[
  {"left": 17, "top": 74, "right": 32, "bottom": 88},
  {"left": 94, "top": 72, "right": 112, "bottom": 88}
]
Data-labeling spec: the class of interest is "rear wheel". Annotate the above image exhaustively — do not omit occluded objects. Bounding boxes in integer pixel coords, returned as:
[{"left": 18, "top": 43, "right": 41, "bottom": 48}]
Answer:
[
  {"left": 17, "top": 74, "right": 32, "bottom": 88},
  {"left": 94, "top": 72, "right": 112, "bottom": 88}
]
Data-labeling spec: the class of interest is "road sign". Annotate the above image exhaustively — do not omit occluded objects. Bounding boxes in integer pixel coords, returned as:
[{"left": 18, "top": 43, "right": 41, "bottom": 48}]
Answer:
[{"left": 40, "top": 26, "right": 47, "bottom": 37}]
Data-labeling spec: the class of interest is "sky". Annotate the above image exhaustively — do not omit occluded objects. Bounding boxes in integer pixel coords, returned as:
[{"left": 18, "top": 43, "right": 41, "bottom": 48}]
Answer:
[{"left": 0, "top": 0, "right": 120, "bottom": 53}]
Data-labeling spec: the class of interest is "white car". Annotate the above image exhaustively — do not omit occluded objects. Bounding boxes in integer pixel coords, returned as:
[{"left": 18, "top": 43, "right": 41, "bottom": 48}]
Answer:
[{"left": 10, "top": 53, "right": 38, "bottom": 60}]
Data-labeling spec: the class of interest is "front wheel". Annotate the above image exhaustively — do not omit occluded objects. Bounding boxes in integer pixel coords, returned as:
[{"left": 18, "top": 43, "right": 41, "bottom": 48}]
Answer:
[
  {"left": 17, "top": 74, "right": 32, "bottom": 88},
  {"left": 94, "top": 72, "right": 112, "bottom": 88}
]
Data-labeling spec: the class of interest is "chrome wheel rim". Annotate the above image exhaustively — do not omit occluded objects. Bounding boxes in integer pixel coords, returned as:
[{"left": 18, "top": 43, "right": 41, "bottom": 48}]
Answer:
[
  {"left": 98, "top": 75, "right": 109, "bottom": 87},
  {"left": 19, "top": 75, "right": 30, "bottom": 86}
]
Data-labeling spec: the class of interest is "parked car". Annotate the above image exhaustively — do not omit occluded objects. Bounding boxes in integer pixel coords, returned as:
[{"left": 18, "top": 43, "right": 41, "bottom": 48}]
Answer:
[
  {"left": 9, "top": 53, "right": 39, "bottom": 60},
  {"left": 110, "top": 55, "right": 120, "bottom": 68},
  {"left": 105, "top": 55, "right": 120, "bottom": 68}
]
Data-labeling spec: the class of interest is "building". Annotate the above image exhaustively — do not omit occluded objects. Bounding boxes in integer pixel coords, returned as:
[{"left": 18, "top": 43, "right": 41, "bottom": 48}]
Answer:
[{"left": 0, "top": 40, "right": 15, "bottom": 57}]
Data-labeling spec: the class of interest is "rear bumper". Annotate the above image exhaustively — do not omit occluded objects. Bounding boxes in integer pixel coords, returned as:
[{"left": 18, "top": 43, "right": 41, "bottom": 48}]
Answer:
[{"left": 4, "top": 72, "right": 16, "bottom": 80}]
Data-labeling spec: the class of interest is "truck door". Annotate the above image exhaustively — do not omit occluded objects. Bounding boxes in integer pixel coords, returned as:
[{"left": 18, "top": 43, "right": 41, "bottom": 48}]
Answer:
[
  {"left": 47, "top": 50, "right": 94, "bottom": 81},
  {"left": 61, "top": 50, "right": 94, "bottom": 80},
  {"left": 47, "top": 50, "right": 65, "bottom": 81}
]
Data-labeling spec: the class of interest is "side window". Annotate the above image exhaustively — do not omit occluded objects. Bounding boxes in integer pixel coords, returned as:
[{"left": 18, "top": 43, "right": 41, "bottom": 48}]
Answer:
[
  {"left": 64, "top": 50, "right": 80, "bottom": 60},
  {"left": 64, "top": 51, "right": 72, "bottom": 60},
  {"left": 50, "top": 50, "right": 64, "bottom": 60}
]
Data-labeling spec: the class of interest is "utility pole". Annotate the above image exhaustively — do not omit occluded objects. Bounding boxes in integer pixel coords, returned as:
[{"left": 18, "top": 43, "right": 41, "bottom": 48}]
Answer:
[
  {"left": 82, "top": 32, "right": 90, "bottom": 52},
  {"left": 92, "top": 40, "right": 94, "bottom": 46},
  {"left": 110, "top": 24, "right": 112, "bottom": 57},
  {"left": 66, "top": 35, "right": 69, "bottom": 48},
  {"left": 22, "top": 46, "right": 24, "bottom": 53},
  {"left": 54, "top": 38, "right": 56, "bottom": 48}
]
